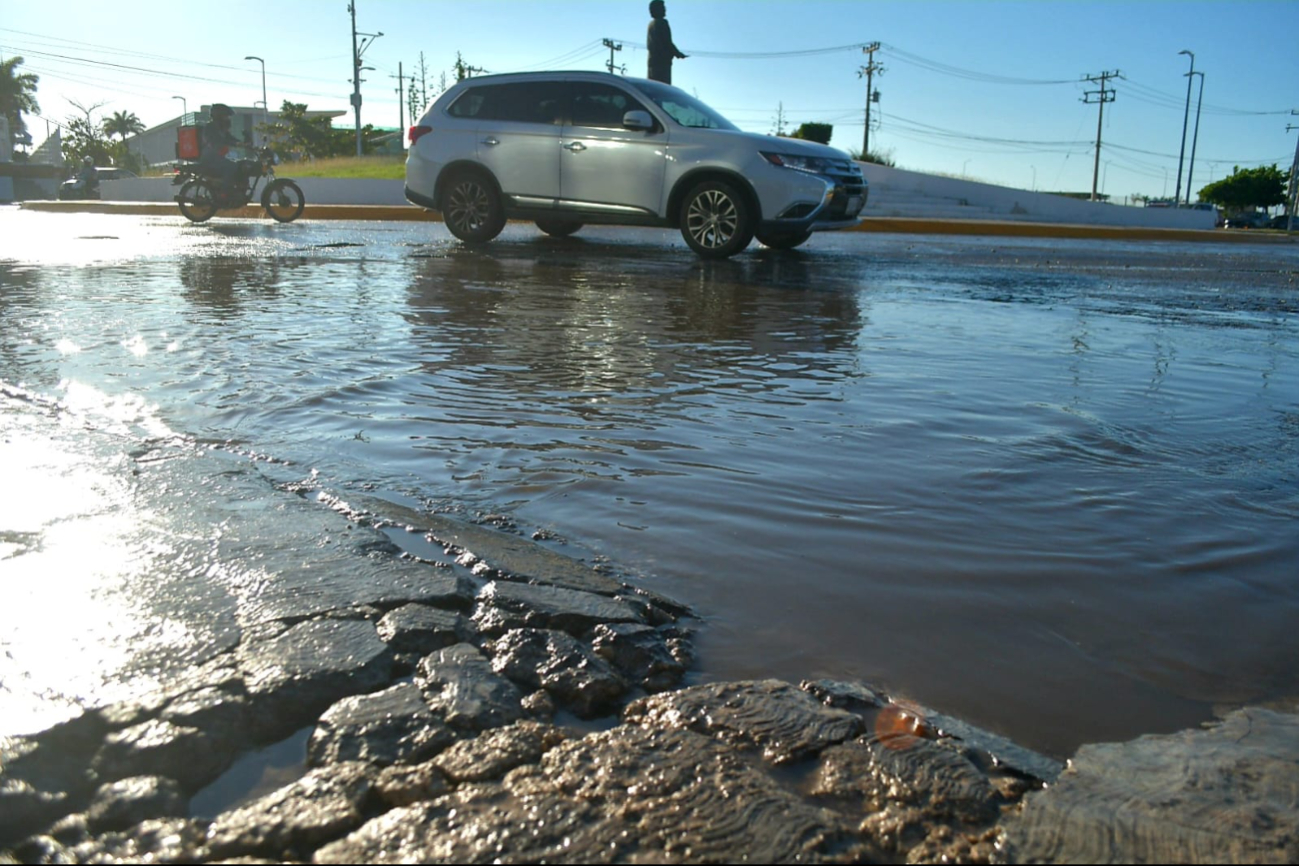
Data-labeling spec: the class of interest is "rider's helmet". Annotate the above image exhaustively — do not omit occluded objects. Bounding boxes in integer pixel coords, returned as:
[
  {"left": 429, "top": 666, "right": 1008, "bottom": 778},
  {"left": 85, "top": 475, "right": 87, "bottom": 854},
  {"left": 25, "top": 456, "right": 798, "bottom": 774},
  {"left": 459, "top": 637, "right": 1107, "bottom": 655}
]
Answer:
[
  {"left": 210, "top": 103, "right": 233, "bottom": 124},
  {"left": 83, "top": 155, "right": 94, "bottom": 165}
]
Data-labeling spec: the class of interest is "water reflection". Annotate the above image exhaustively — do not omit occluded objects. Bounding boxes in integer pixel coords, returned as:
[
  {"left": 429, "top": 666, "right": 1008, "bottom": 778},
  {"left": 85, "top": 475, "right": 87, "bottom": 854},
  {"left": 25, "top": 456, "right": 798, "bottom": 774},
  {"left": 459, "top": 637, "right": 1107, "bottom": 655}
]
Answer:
[
  {"left": 402, "top": 245, "right": 865, "bottom": 402},
  {"left": 3, "top": 213, "right": 1298, "bottom": 758},
  {"left": 179, "top": 258, "right": 287, "bottom": 314}
]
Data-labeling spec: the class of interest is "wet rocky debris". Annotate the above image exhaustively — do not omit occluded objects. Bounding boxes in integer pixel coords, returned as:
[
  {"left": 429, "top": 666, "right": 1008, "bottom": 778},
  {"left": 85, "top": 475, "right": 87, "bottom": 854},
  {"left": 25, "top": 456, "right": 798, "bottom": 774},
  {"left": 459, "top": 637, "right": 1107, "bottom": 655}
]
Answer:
[{"left": 2, "top": 451, "right": 1297, "bottom": 862}]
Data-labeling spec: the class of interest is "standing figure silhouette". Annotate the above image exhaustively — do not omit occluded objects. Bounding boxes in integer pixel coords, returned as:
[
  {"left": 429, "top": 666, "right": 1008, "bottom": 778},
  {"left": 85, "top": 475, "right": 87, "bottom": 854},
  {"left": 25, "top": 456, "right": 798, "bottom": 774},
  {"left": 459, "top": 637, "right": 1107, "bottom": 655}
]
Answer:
[{"left": 646, "top": 0, "right": 687, "bottom": 84}]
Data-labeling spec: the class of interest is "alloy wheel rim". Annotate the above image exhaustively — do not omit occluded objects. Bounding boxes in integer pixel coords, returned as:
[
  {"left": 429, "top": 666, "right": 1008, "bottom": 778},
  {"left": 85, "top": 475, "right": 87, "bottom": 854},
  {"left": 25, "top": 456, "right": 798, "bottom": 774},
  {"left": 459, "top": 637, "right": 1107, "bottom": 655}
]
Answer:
[
  {"left": 686, "top": 189, "right": 739, "bottom": 249},
  {"left": 448, "top": 181, "right": 490, "bottom": 233}
]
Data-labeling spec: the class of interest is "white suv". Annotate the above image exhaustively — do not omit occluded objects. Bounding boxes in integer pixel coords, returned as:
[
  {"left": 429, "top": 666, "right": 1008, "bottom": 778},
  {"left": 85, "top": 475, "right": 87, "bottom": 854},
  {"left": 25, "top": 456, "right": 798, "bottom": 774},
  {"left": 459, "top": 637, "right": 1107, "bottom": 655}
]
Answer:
[{"left": 405, "top": 71, "right": 867, "bottom": 258}]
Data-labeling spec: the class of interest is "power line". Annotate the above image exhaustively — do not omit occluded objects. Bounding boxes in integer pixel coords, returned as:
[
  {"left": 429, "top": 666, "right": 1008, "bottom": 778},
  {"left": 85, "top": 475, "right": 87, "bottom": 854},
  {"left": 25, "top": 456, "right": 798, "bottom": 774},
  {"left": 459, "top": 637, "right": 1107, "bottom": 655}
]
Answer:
[
  {"left": 608, "top": 39, "right": 870, "bottom": 59},
  {"left": 880, "top": 43, "right": 1075, "bottom": 85}
]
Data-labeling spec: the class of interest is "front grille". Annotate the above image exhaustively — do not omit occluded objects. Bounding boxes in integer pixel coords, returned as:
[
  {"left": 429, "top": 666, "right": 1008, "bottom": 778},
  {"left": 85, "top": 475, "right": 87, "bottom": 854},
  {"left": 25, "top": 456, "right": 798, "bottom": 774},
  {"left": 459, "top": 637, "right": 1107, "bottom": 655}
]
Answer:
[{"left": 820, "top": 161, "right": 866, "bottom": 219}]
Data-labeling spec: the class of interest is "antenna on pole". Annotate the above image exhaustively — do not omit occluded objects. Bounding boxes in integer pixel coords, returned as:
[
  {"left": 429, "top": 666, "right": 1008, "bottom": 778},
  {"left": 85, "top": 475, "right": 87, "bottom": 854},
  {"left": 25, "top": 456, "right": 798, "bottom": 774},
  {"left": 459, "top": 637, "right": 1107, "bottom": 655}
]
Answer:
[{"left": 1082, "top": 69, "right": 1118, "bottom": 201}]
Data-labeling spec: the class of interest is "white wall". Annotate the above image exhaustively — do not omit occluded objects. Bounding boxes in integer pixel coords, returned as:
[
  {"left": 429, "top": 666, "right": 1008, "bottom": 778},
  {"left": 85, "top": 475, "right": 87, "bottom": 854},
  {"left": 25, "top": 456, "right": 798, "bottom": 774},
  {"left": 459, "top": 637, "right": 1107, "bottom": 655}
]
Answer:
[
  {"left": 101, "top": 177, "right": 407, "bottom": 205},
  {"left": 859, "top": 162, "right": 1215, "bottom": 230},
  {"left": 102, "top": 168, "right": 1216, "bottom": 230}
]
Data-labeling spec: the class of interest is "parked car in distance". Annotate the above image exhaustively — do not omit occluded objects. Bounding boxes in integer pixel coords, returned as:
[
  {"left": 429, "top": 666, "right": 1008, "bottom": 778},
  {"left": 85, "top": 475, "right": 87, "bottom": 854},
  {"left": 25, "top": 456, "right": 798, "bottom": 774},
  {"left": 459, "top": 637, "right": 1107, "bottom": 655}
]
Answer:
[
  {"left": 404, "top": 71, "right": 867, "bottom": 257},
  {"left": 1224, "top": 211, "right": 1271, "bottom": 229},
  {"left": 1266, "top": 214, "right": 1294, "bottom": 230}
]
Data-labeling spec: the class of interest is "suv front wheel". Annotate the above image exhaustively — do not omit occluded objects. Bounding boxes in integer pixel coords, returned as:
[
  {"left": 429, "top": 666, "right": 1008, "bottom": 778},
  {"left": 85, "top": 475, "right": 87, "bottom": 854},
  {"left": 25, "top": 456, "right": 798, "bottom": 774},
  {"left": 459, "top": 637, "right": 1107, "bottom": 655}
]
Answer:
[
  {"left": 680, "top": 180, "right": 754, "bottom": 258},
  {"left": 442, "top": 171, "right": 506, "bottom": 244}
]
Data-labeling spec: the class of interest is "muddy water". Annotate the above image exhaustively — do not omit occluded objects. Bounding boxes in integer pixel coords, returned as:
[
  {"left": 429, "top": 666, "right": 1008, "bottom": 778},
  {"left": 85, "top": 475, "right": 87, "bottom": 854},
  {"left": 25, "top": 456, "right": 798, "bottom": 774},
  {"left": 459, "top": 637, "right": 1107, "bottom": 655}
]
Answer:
[{"left": 1, "top": 212, "right": 1296, "bottom": 758}]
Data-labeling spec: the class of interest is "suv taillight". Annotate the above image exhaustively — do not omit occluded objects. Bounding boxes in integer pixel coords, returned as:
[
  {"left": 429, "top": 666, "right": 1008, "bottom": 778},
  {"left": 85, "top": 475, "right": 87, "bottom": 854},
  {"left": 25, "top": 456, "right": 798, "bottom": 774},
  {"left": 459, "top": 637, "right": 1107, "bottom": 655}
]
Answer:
[{"left": 408, "top": 125, "right": 432, "bottom": 145}]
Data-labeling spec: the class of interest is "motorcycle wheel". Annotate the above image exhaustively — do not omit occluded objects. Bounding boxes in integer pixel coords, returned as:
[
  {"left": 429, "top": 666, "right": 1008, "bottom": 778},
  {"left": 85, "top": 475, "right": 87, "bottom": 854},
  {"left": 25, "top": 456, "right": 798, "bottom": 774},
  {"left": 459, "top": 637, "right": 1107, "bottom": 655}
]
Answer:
[
  {"left": 177, "top": 180, "right": 217, "bottom": 223},
  {"left": 262, "top": 179, "right": 305, "bottom": 223}
]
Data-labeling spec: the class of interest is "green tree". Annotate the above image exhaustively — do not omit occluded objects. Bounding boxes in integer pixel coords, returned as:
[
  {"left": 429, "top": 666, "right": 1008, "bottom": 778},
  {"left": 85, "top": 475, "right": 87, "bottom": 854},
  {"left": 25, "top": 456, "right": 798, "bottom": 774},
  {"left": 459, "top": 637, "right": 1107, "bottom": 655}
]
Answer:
[
  {"left": 102, "top": 110, "right": 145, "bottom": 142},
  {"left": 1197, "top": 164, "right": 1286, "bottom": 212},
  {"left": 259, "top": 100, "right": 384, "bottom": 159},
  {"left": 850, "top": 147, "right": 896, "bottom": 167},
  {"left": 62, "top": 116, "right": 112, "bottom": 166},
  {"left": 61, "top": 100, "right": 111, "bottom": 167},
  {"left": 260, "top": 100, "right": 333, "bottom": 159},
  {"left": 452, "top": 52, "right": 485, "bottom": 81},
  {"left": 790, "top": 122, "right": 833, "bottom": 145},
  {"left": 0, "top": 56, "right": 40, "bottom": 136}
]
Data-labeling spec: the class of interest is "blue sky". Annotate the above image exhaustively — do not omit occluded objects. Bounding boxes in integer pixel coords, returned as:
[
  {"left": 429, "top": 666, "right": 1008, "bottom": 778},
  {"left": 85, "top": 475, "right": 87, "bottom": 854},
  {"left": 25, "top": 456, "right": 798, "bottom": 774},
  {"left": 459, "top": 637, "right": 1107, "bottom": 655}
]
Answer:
[{"left": 3, "top": 0, "right": 1295, "bottom": 201}]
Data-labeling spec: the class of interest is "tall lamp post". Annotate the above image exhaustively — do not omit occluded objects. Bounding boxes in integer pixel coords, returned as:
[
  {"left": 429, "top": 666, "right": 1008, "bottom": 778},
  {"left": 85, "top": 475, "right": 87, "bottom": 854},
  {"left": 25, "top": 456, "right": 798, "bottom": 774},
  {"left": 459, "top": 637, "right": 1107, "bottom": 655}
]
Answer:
[
  {"left": 245, "top": 55, "right": 267, "bottom": 145},
  {"left": 172, "top": 95, "right": 187, "bottom": 119},
  {"left": 1185, "top": 71, "right": 1204, "bottom": 206},
  {"left": 1174, "top": 49, "right": 1194, "bottom": 206}
]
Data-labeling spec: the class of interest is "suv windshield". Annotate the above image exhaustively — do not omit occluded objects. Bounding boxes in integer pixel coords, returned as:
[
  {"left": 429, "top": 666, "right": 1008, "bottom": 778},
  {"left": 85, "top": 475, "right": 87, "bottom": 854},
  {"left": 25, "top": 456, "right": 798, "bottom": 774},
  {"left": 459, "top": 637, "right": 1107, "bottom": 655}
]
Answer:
[{"left": 626, "top": 79, "right": 740, "bottom": 131}]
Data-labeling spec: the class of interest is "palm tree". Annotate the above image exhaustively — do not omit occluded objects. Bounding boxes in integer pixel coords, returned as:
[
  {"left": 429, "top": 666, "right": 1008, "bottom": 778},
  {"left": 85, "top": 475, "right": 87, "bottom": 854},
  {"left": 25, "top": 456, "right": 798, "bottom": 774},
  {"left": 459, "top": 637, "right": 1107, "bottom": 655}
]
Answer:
[
  {"left": 103, "top": 110, "right": 145, "bottom": 143},
  {"left": 0, "top": 56, "right": 41, "bottom": 136}
]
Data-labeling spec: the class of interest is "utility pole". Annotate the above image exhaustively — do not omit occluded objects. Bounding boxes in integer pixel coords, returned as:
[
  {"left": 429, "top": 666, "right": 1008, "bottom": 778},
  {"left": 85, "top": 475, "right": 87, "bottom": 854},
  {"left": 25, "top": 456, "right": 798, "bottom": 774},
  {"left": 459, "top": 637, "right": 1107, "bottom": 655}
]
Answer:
[
  {"left": 391, "top": 61, "right": 405, "bottom": 140},
  {"left": 858, "top": 42, "right": 883, "bottom": 158},
  {"left": 603, "top": 39, "right": 625, "bottom": 75},
  {"left": 349, "top": 1, "right": 383, "bottom": 157},
  {"left": 1287, "top": 111, "right": 1299, "bottom": 233},
  {"left": 1082, "top": 69, "right": 1118, "bottom": 202}
]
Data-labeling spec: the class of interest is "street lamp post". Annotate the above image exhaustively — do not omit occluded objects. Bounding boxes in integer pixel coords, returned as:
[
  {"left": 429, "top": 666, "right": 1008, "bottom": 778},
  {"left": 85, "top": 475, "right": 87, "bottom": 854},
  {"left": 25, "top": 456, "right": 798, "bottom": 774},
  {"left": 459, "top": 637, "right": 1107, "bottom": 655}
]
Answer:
[
  {"left": 245, "top": 56, "right": 267, "bottom": 145},
  {"left": 1185, "top": 71, "right": 1204, "bottom": 206},
  {"left": 172, "top": 95, "right": 187, "bottom": 119},
  {"left": 1030, "top": 164, "right": 1036, "bottom": 191},
  {"left": 1175, "top": 49, "right": 1194, "bottom": 206}
]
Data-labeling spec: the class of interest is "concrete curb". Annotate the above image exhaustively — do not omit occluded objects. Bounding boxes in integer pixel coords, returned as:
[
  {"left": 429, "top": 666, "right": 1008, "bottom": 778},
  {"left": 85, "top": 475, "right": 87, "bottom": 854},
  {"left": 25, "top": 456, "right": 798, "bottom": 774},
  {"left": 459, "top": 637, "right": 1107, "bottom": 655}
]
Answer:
[{"left": 18, "top": 200, "right": 1298, "bottom": 244}]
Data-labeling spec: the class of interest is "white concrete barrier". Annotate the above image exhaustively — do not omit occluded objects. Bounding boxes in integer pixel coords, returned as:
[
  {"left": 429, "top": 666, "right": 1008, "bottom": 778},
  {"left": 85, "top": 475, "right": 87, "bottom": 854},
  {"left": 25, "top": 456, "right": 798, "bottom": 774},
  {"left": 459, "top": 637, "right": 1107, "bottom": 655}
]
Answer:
[
  {"left": 100, "top": 176, "right": 408, "bottom": 206},
  {"left": 100, "top": 167, "right": 1216, "bottom": 231},
  {"left": 859, "top": 162, "right": 1215, "bottom": 230}
]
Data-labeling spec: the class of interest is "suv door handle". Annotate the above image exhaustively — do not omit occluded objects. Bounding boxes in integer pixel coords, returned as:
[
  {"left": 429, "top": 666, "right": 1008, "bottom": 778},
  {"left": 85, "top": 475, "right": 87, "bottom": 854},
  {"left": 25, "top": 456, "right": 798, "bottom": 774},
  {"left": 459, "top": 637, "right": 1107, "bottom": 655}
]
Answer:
[
  {"left": 481, "top": 136, "right": 499, "bottom": 146},
  {"left": 563, "top": 141, "right": 586, "bottom": 152}
]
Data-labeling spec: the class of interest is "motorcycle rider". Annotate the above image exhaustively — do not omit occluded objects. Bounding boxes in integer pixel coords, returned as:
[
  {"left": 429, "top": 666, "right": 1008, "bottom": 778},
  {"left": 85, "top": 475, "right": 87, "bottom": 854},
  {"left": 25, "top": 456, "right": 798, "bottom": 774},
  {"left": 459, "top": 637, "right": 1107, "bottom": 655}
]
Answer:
[
  {"left": 76, "top": 155, "right": 99, "bottom": 196},
  {"left": 198, "top": 103, "right": 242, "bottom": 189}
]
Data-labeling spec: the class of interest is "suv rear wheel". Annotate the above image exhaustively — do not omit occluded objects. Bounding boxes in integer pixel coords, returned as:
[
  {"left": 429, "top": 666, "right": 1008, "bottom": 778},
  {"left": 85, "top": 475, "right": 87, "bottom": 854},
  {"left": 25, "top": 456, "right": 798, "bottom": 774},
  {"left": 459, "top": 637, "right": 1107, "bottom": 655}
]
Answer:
[
  {"left": 442, "top": 171, "right": 506, "bottom": 244},
  {"left": 680, "top": 180, "right": 754, "bottom": 258}
]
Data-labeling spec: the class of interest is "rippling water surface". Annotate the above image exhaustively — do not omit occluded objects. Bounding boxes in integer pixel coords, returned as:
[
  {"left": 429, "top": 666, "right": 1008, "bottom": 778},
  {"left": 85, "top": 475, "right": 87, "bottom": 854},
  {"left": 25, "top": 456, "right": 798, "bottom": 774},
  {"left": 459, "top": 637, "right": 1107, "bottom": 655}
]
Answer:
[{"left": 2, "top": 212, "right": 1297, "bottom": 756}]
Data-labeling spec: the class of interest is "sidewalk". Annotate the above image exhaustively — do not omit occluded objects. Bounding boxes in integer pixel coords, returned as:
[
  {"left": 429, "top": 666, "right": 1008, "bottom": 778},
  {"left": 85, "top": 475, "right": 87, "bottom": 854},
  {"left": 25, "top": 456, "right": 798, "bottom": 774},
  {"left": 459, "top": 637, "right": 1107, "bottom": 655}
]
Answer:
[{"left": 18, "top": 199, "right": 1298, "bottom": 244}]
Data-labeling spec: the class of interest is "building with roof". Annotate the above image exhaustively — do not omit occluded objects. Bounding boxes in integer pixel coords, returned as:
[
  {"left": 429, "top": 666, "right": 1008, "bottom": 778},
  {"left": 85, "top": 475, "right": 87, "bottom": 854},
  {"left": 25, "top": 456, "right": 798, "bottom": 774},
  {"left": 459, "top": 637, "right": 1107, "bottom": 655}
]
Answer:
[{"left": 126, "top": 105, "right": 347, "bottom": 168}]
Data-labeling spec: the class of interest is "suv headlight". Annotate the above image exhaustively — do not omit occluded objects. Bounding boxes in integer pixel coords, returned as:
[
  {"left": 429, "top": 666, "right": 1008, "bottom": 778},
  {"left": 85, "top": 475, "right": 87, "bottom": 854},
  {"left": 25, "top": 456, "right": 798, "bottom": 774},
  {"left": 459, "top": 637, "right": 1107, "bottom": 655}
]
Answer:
[{"left": 760, "top": 151, "right": 830, "bottom": 174}]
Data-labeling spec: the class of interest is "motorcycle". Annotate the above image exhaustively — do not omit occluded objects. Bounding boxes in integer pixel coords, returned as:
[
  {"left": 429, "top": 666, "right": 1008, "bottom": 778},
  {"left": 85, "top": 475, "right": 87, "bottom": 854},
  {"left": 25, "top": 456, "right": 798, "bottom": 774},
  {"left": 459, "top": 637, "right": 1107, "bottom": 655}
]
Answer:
[
  {"left": 58, "top": 176, "right": 100, "bottom": 201},
  {"left": 172, "top": 145, "right": 305, "bottom": 224}
]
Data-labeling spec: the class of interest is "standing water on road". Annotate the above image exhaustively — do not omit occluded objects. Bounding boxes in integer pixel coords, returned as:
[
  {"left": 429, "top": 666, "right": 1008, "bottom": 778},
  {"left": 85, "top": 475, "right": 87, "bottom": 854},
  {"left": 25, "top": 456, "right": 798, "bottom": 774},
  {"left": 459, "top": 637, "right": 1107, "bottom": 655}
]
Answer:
[{"left": 1, "top": 211, "right": 1296, "bottom": 758}]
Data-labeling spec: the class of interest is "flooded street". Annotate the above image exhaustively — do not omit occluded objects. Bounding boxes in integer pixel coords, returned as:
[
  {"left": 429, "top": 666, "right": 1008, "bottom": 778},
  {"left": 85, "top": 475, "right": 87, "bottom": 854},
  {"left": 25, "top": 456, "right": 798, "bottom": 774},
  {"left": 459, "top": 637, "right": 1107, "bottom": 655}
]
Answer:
[{"left": 2, "top": 209, "right": 1297, "bottom": 760}]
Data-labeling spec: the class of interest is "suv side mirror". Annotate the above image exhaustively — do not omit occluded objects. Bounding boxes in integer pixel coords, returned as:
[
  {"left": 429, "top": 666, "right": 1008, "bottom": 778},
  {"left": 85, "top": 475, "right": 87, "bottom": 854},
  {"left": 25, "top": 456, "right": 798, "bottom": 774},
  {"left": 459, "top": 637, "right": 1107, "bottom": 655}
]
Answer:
[{"left": 623, "top": 110, "right": 654, "bottom": 132}]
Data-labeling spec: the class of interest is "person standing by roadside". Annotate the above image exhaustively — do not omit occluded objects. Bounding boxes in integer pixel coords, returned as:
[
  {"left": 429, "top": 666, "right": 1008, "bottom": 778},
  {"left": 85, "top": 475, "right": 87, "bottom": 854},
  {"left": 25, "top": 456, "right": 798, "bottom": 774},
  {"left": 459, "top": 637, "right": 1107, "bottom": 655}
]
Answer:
[{"left": 646, "top": 0, "right": 687, "bottom": 84}]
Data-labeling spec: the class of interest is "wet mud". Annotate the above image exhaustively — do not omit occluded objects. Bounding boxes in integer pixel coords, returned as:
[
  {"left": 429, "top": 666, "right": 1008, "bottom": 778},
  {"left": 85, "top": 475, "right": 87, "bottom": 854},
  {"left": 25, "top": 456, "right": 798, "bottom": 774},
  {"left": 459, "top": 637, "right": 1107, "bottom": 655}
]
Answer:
[{"left": 1, "top": 420, "right": 1295, "bottom": 864}]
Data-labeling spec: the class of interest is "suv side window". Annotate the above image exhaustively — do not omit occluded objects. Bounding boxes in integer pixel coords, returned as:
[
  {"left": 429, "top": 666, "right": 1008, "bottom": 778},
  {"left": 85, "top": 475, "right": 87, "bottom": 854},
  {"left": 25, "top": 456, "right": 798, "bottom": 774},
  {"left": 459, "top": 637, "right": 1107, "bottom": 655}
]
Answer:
[
  {"left": 447, "top": 82, "right": 566, "bottom": 125},
  {"left": 569, "top": 83, "right": 653, "bottom": 130}
]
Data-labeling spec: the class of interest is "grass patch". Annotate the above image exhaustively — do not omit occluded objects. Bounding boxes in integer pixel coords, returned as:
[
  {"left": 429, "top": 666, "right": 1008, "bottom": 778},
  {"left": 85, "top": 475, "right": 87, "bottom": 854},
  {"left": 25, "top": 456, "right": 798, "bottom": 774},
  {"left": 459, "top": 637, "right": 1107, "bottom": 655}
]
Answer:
[
  {"left": 143, "top": 154, "right": 407, "bottom": 180},
  {"left": 280, "top": 155, "right": 406, "bottom": 179}
]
